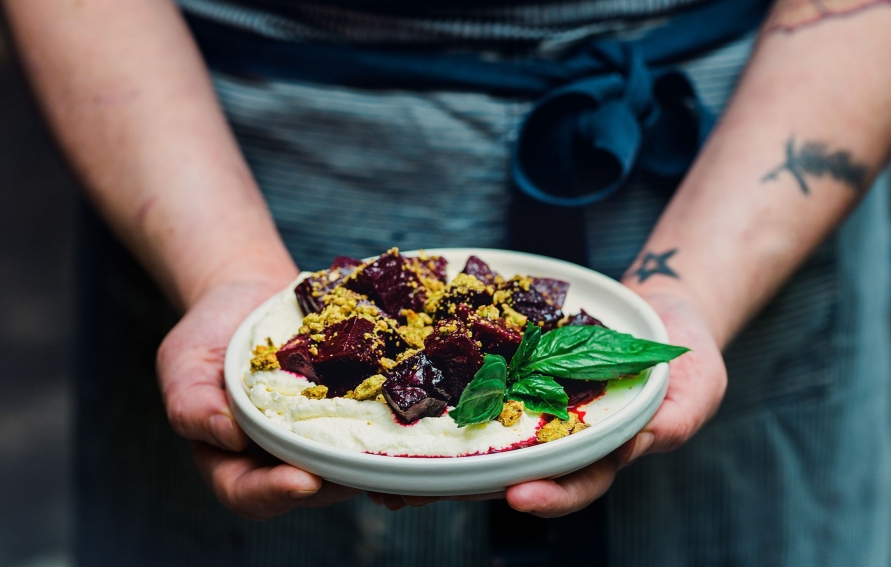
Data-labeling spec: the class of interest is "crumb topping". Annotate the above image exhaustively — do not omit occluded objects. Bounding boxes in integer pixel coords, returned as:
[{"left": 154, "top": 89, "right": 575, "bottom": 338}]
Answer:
[
  {"left": 476, "top": 304, "right": 500, "bottom": 321},
  {"left": 301, "top": 385, "right": 329, "bottom": 400},
  {"left": 438, "top": 321, "right": 459, "bottom": 335},
  {"left": 299, "top": 287, "right": 380, "bottom": 336},
  {"left": 397, "top": 309, "right": 434, "bottom": 348},
  {"left": 496, "top": 400, "right": 524, "bottom": 427},
  {"left": 499, "top": 304, "right": 528, "bottom": 328},
  {"left": 451, "top": 273, "right": 488, "bottom": 293},
  {"left": 536, "top": 414, "right": 589, "bottom": 443},
  {"left": 250, "top": 338, "right": 280, "bottom": 372},
  {"left": 344, "top": 374, "right": 387, "bottom": 401}
]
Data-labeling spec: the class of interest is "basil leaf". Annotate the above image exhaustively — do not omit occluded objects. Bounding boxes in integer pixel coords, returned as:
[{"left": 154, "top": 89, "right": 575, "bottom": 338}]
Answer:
[
  {"left": 525, "top": 325, "right": 689, "bottom": 381},
  {"left": 449, "top": 354, "right": 508, "bottom": 427},
  {"left": 507, "top": 322, "right": 541, "bottom": 384},
  {"left": 507, "top": 374, "right": 569, "bottom": 420}
]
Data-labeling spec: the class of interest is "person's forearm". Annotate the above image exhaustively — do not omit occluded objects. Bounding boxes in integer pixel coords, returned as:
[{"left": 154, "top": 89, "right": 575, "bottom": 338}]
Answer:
[
  {"left": 624, "top": 0, "right": 891, "bottom": 348},
  {"left": 2, "top": 0, "right": 296, "bottom": 309}
]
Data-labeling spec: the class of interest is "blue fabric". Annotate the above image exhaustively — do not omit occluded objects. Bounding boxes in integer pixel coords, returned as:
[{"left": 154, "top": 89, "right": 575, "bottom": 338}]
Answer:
[{"left": 187, "top": 0, "right": 769, "bottom": 210}]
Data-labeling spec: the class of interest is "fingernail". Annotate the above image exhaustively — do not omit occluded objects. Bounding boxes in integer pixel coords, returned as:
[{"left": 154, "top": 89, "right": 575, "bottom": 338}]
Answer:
[
  {"left": 627, "top": 431, "right": 655, "bottom": 463},
  {"left": 210, "top": 414, "right": 236, "bottom": 449},
  {"left": 288, "top": 489, "right": 318, "bottom": 499}
]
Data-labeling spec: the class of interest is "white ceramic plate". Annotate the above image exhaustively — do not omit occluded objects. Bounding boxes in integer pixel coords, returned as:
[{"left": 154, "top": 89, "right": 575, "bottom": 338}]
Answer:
[{"left": 224, "top": 248, "right": 669, "bottom": 496}]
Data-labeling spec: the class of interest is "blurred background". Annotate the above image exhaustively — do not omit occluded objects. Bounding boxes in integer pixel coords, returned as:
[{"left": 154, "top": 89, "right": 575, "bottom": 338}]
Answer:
[{"left": 0, "top": 23, "right": 78, "bottom": 567}]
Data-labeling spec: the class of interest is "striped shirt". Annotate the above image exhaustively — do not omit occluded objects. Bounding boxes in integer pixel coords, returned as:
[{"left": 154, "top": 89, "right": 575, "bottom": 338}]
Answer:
[{"left": 177, "top": 0, "right": 712, "bottom": 46}]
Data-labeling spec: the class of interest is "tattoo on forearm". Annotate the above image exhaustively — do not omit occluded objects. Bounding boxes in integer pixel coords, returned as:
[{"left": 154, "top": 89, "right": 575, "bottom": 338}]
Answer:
[
  {"left": 762, "top": 137, "right": 868, "bottom": 194},
  {"left": 766, "top": 0, "right": 891, "bottom": 34},
  {"left": 630, "top": 249, "right": 680, "bottom": 283}
]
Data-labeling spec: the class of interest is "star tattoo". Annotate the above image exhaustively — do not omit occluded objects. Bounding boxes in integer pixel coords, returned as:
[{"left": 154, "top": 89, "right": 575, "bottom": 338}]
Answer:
[{"left": 632, "top": 249, "right": 680, "bottom": 283}]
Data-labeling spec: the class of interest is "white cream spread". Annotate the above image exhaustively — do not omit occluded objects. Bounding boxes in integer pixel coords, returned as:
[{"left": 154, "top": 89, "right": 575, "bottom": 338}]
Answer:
[
  {"left": 244, "top": 291, "right": 543, "bottom": 456},
  {"left": 246, "top": 370, "right": 541, "bottom": 456}
]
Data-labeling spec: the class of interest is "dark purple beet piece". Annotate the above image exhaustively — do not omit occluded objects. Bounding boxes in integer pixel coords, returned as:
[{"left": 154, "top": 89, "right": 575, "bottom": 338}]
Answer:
[
  {"left": 507, "top": 285, "right": 563, "bottom": 330},
  {"left": 454, "top": 303, "right": 475, "bottom": 323},
  {"left": 275, "top": 334, "right": 320, "bottom": 381},
  {"left": 433, "top": 276, "right": 493, "bottom": 319},
  {"left": 564, "top": 309, "right": 605, "bottom": 328},
  {"left": 382, "top": 353, "right": 448, "bottom": 423},
  {"left": 330, "top": 256, "right": 363, "bottom": 270},
  {"left": 531, "top": 277, "right": 570, "bottom": 309},
  {"left": 411, "top": 255, "right": 448, "bottom": 283},
  {"left": 294, "top": 274, "right": 333, "bottom": 316},
  {"left": 461, "top": 256, "right": 500, "bottom": 285},
  {"left": 313, "top": 317, "right": 384, "bottom": 396},
  {"left": 345, "top": 250, "right": 425, "bottom": 317},
  {"left": 558, "top": 379, "right": 607, "bottom": 407},
  {"left": 469, "top": 317, "right": 523, "bottom": 361},
  {"left": 294, "top": 261, "right": 361, "bottom": 316},
  {"left": 424, "top": 318, "right": 484, "bottom": 404}
]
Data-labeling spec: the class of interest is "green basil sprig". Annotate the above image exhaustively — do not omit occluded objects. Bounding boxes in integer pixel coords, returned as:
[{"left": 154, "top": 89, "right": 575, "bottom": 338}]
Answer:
[
  {"left": 447, "top": 354, "right": 508, "bottom": 427},
  {"left": 450, "top": 322, "right": 688, "bottom": 427},
  {"left": 506, "top": 374, "right": 569, "bottom": 420},
  {"left": 521, "top": 324, "right": 690, "bottom": 381}
]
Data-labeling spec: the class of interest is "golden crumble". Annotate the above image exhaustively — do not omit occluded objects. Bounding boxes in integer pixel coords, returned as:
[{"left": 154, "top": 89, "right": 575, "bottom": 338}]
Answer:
[
  {"left": 500, "top": 304, "right": 528, "bottom": 328},
  {"left": 299, "top": 287, "right": 380, "bottom": 336},
  {"left": 395, "top": 348, "right": 421, "bottom": 365},
  {"left": 301, "top": 385, "right": 329, "bottom": 400},
  {"left": 476, "top": 304, "right": 501, "bottom": 321},
  {"left": 423, "top": 288, "right": 445, "bottom": 314},
  {"left": 344, "top": 374, "right": 386, "bottom": 401},
  {"left": 438, "top": 321, "right": 459, "bottom": 335},
  {"left": 250, "top": 338, "right": 280, "bottom": 372},
  {"left": 492, "top": 288, "right": 512, "bottom": 305},
  {"left": 401, "top": 309, "right": 433, "bottom": 328},
  {"left": 536, "top": 414, "right": 587, "bottom": 443},
  {"left": 450, "top": 272, "right": 488, "bottom": 293},
  {"left": 496, "top": 400, "right": 524, "bottom": 427},
  {"left": 397, "top": 310, "right": 435, "bottom": 348},
  {"left": 397, "top": 325, "right": 433, "bottom": 349}
]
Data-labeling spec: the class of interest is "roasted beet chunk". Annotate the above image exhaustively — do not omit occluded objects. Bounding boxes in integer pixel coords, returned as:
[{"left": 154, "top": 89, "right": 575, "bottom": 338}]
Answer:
[
  {"left": 469, "top": 317, "right": 523, "bottom": 361},
  {"left": 531, "top": 277, "right": 570, "bottom": 309},
  {"left": 424, "top": 318, "right": 484, "bottom": 404},
  {"left": 345, "top": 249, "right": 426, "bottom": 317},
  {"left": 329, "top": 256, "right": 363, "bottom": 271},
  {"left": 497, "top": 279, "right": 563, "bottom": 330},
  {"left": 313, "top": 317, "right": 384, "bottom": 396},
  {"left": 294, "top": 261, "right": 361, "bottom": 316},
  {"left": 275, "top": 334, "right": 320, "bottom": 381},
  {"left": 382, "top": 353, "right": 448, "bottom": 423},
  {"left": 563, "top": 309, "right": 605, "bottom": 327},
  {"left": 410, "top": 255, "right": 448, "bottom": 284},
  {"left": 461, "top": 256, "right": 500, "bottom": 285},
  {"left": 558, "top": 379, "right": 607, "bottom": 407},
  {"left": 432, "top": 273, "right": 493, "bottom": 319},
  {"left": 294, "top": 274, "right": 333, "bottom": 316}
]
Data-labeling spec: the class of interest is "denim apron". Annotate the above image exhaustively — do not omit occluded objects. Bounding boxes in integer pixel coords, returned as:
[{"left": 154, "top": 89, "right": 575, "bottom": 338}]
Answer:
[{"left": 73, "top": 0, "right": 891, "bottom": 565}]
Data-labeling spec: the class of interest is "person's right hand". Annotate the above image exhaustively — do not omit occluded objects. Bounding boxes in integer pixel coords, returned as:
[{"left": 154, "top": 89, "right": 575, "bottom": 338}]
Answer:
[{"left": 156, "top": 276, "right": 361, "bottom": 520}]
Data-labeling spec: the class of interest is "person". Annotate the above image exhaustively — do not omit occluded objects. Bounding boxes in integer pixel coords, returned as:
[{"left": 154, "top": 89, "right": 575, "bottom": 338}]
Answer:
[{"left": 3, "top": 0, "right": 891, "bottom": 564}]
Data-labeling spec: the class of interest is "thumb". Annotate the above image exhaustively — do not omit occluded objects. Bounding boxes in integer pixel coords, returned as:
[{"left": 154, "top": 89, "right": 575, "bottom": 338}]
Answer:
[{"left": 156, "top": 293, "right": 254, "bottom": 452}]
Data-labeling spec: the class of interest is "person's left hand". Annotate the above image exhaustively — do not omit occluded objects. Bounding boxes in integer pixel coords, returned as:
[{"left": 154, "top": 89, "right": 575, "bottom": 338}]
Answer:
[{"left": 369, "top": 287, "right": 726, "bottom": 518}]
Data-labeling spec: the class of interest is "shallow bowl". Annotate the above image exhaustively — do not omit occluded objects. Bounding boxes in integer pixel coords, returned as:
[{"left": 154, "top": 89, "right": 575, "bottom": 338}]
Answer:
[{"left": 224, "top": 248, "right": 670, "bottom": 496}]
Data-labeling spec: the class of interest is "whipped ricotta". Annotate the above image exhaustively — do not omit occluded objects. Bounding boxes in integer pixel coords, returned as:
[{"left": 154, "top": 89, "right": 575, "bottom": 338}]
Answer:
[{"left": 245, "top": 290, "right": 544, "bottom": 456}]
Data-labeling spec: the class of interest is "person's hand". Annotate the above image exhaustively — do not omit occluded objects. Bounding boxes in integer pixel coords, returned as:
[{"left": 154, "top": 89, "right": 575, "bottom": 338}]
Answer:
[
  {"left": 503, "top": 288, "right": 726, "bottom": 517},
  {"left": 373, "top": 287, "right": 726, "bottom": 518},
  {"left": 157, "top": 276, "right": 361, "bottom": 520}
]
